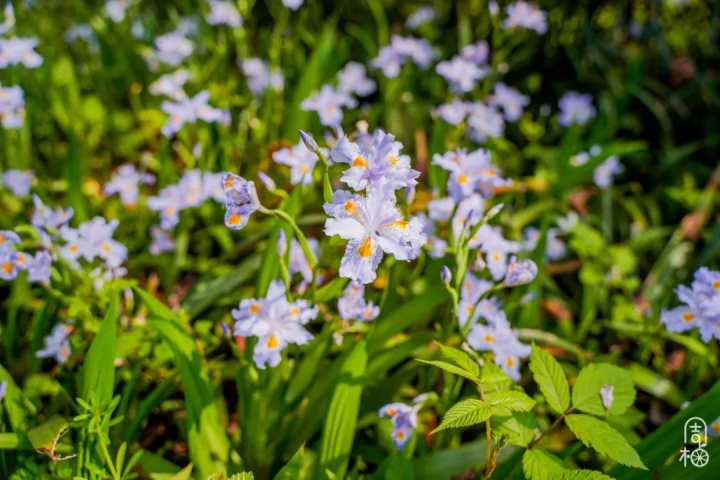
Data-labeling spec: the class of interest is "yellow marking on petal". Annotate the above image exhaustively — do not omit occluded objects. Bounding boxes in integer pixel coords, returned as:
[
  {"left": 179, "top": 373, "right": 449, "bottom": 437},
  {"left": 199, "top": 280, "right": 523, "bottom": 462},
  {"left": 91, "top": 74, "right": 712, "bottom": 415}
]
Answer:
[
  {"left": 2, "top": 262, "right": 13, "bottom": 274},
  {"left": 266, "top": 335, "right": 279, "bottom": 349},
  {"left": 227, "top": 213, "right": 243, "bottom": 226},
  {"left": 713, "top": 422, "right": 720, "bottom": 433},
  {"left": 358, "top": 237, "right": 373, "bottom": 258},
  {"left": 465, "top": 304, "right": 475, "bottom": 314},
  {"left": 100, "top": 242, "right": 113, "bottom": 254},
  {"left": 299, "top": 164, "right": 310, "bottom": 174},
  {"left": 505, "top": 356, "right": 515, "bottom": 368},
  {"left": 352, "top": 155, "right": 368, "bottom": 168},
  {"left": 484, "top": 335, "right": 495, "bottom": 344},
  {"left": 389, "top": 219, "right": 409, "bottom": 230},
  {"left": 0, "top": 234, "right": 5, "bottom": 244},
  {"left": 386, "top": 407, "right": 397, "bottom": 417},
  {"left": 713, "top": 280, "right": 720, "bottom": 290},
  {"left": 15, "top": 253, "right": 26, "bottom": 265},
  {"left": 387, "top": 154, "right": 399, "bottom": 166},
  {"left": 68, "top": 244, "right": 79, "bottom": 254},
  {"left": 481, "top": 167, "right": 497, "bottom": 177},
  {"left": 290, "top": 307, "right": 301, "bottom": 317},
  {"left": 395, "top": 430, "right": 405, "bottom": 441},
  {"left": 249, "top": 304, "right": 261, "bottom": 314},
  {"left": 491, "top": 252, "right": 502, "bottom": 261},
  {"left": 223, "top": 176, "right": 236, "bottom": 189},
  {"left": 164, "top": 206, "right": 176, "bottom": 216},
  {"left": 682, "top": 312, "right": 695, "bottom": 322},
  {"left": 343, "top": 200, "right": 357, "bottom": 214},
  {"left": 457, "top": 174, "right": 469, "bottom": 185}
]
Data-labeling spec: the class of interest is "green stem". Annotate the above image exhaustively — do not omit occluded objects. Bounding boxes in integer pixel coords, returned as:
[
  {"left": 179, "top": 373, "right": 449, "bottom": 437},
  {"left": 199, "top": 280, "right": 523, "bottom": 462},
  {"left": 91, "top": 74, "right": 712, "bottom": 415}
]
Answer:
[{"left": 264, "top": 208, "right": 317, "bottom": 268}]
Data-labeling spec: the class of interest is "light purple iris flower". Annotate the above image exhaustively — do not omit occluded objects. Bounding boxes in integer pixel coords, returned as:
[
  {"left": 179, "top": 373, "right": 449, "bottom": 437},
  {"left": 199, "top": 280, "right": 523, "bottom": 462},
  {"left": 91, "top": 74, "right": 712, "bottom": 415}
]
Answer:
[
  {"left": 301, "top": 85, "right": 357, "bottom": 127},
  {"left": 468, "top": 312, "right": 530, "bottom": 380},
  {"left": 149, "top": 70, "right": 189, "bottom": 100},
  {"left": 337, "top": 281, "right": 379, "bottom": 322},
  {"left": 0, "top": 230, "right": 20, "bottom": 254},
  {"left": 468, "top": 225, "right": 522, "bottom": 280},
  {"left": 105, "top": 0, "right": 130, "bottom": 22},
  {"left": 282, "top": 0, "right": 303, "bottom": 10},
  {"left": 489, "top": 83, "right": 529, "bottom": 121},
  {"left": 161, "top": 91, "right": 229, "bottom": 136},
  {"left": 273, "top": 141, "right": 318, "bottom": 185},
  {"left": 593, "top": 156, "right": 623, "bottom": 188},
  {"left": 331, "top": 130, "right": 419, "bottom": 192},
  {"left": 458, "top": 273, "right": 494, "bottom": 328},
  {"left": 0, "top": 381, "right": 6, "bottom": 403},
  {"left": 436, "top": 56, "right": 488, "bottom": 93},
  {"left": 76, "top": 217, "right": 128, "bottom": 268},
  {"left": 31, "top": 195, "right": 73, "bottom": 246},
  {"left": 434, "top": 99, "right": 470, "bottom": 125},
  {"left": 461, "top": 41, "right": 489, "bottom": 65},
  {"left": 241, "top": 58, "right": 284, "bottom": 95},
  {"left": 379, "top": 400, "right": 422, "bottom": 449},
  {"left": 27, "top": 250, "right": 52, "bottom": 284},
  {"left": 154, "top": 31, "right": 193, "bottom": 66},
  {"left": 104, "top": 164, "right": 155, "bottom": 206},
  {"left": 324, "top": 183, "right": 425, "bottom": 284},
  {"left": 221, "top": 173, "right": 260, "bottom": 231},
  {"left": 207, "top": 0, "right": 242, "bottom": 27},
  {"left": 371, "top": 35, "right": 435, "bottom": 78},
  {"left": 278, "top": 230, "right": 319, "bottom": 284},
  {"left": 503, "top": 1, "right": 547, "bottom": 34},
  {"left": 36, "top": 323, "right": 72, "bottom": 364},
  {"left": 0, "top": 37, "right": 43, "bottom": 68},
  {"left": 661, "top": 267, "right": 720, "bottom": 343},
  {"left": 0, "top": 85, "right": 25, "bottom": 128},
  {"left": 558, "top": 91, "right": 596, "bottom": 126},
  {"left": 232, "top": 280, "right": 316, "bottom": 368},
  {"left": 467, "top": 102, "right": 505, "bottom": 143},
  {"left": 338, "top": 62, "right": 376, "bottom": 97},
  {"left": 150, "top": 227, "right": 175, "bottom": 255},
  {"left": 407, "top": 6, "right": 436, "bottom": 29},
  {"left": 432, "top": 149, "right": 509, "bottom": 200},
  {"left": 2, "top": 169, "right": 33, "bottom": 196},
  {"left": 504, "top": 256, "right": 538, "bottom": 287}
]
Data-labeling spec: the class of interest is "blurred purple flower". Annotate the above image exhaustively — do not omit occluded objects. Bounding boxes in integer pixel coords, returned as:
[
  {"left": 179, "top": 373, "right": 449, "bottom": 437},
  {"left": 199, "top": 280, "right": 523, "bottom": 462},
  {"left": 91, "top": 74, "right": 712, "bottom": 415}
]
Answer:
[{"left": 2, "top": 169, "right": 33, "bottom": 196}]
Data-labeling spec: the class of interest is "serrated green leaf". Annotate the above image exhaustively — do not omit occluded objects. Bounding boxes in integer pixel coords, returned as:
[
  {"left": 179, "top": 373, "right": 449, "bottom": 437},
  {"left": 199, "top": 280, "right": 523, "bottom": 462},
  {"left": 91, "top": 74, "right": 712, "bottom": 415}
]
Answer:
[
  {"left": 522, "top": 449, "right": 566, "bottom": 480},
  {"left": 435, "top": 343, "right": 480, "bottom": 377},
  {"left": 493, "top": 412, "right": 538, "bottom": 447},
  {"left": 529, "top": 345, "right": 570, "bottom": 414},
  {"left": 81, "top": 296, "right": 118, "bottom": 407},
  {"left": 565, "top": 414, "right": 646, "bottom": 469},
  {"left": 417, "top": 359, "right": 481, "bottom": 384},
  {"left": 481, "top": 362, "right": 513, "bottom": 393},
  {"left": 432, "top": 399, "right": 490, "bottom": 433},
  {"left": 572, "top": 363, "right": 635, "bottom": 416},
  {"left": 485, "top": 390, "right": 536, "bottom": 416},
  {"left": 560, "top": 470, "right": 613, "bottom": 480}
]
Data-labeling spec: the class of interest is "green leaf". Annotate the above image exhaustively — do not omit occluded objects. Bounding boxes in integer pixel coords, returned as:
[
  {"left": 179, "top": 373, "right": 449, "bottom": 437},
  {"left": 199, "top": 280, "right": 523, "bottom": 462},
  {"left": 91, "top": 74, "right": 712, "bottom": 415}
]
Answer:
[
  {"left": 572, "top": 363, "right": 635, "bottom": 416},
  {"left": 560, "top": 470, "right": 613, "bottom": 480},
  {"left": 522, "top": 449, "right": 566, "bottom": 480},
  {"left": 27, "top": 416, "right": 68, "bottom": 455},
  {"left": 151, "top": 318, "right": 229, "bottom": 479},
  {"left": 481, "top": 362, "right": 513, "bottom": 393},
  {"left": 432, "top": 399, "right": 490, "bottom": 433},
  {"left": 611, "top": 380, "right": 720, "bottom": 479},
  {"left": 493, "top": 412, "right": 538, "bottom": 447},
  {"left": 417, "top": 359, "right": 481, "bottom": 384},
  {"left": 435, "top": 343, "right": 480, "bottom": 377},
  {"left": 316, "top": 340, "right": 367, "bottom": 479},
  {"left": 412, "top": 440, "right": 486, "bottom": 480},
  {"left": 81, "top": 296, "right": 119, "bottom": 407},
  {"left": 565, "top": 414, "right": 646, "bottom": 469},
  {"left": 274, "top": 446, "right": 312, "bottom": 480},
  {"left": 314, "top": 277, "right": 348, "bottom": 303},
  {"left": 134, "top": 287, "right": 176, "bottom": 321},
  {"left": 529, "top": 345, "right": 570, "bottom": 415},
  {"left": 484, "top": 390, "right": 536, "bottom": 416}
]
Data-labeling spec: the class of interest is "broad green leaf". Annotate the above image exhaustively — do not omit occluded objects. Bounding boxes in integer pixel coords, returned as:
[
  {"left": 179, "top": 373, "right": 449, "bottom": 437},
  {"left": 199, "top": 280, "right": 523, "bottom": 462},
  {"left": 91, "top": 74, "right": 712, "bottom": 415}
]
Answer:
[
  {"left": 565, "top": 414, "right": 646, "bottom": 469},
  {"left": 314, "top": 277, "right": 348, "bottom": 303},
  {"left": 412, "top": 440, "right": 486, "bottom": 480},
  {"left": 286, "top": 331, "right": 330, "bottom": 404},
  {"left": 0, "top": 433, "right": 32, "bottom": 450},
  {"left": 372, "top": 454, "right": 414, "bottom": 480},
  {"left": 0, "top": 364, "right": 31, "bottom": 431},
  {"left": 560, "top": 470, "right": 613, "bottom": 480},
  {"left": 316, "top": 340, "right": 367, "bottom": 479},
  {"left": 435, "top": 342, "right": 480, "bottom": 377},
  {"left": 611, "top": 380, "right": 720, "bottom": 479},
  {"left": 493, "top": 412, "right": 538, "bottom": 447},
  {"left": 274, "top": 446, "right": 313, "bottom": 480},
  {"left": 481, "top": 362, "right": 513, "bottom": 393},
  {"left": 151, "top": 319, "right": 228, "bottom": 479},
  {"left": 417, "top": 359, "right": 481, "bottom": 384},
  {"left": 572, "top": 363, "right": 635, "bottom": 416},
  {"left": 81, "top": 296, "right": 118, "bottom": 407},
  {"left": 432, "top": 399, "right": 490, "bottom": 433},
  {"left": 522, "top": 449, "right": 566, "bottom": 480},
  {"left": 134, "top": 287, "right": 176, "bottom": 321},
  {"left": 170, "top": 464, "right": 193, "bottom": 480},
  {"left": 484, "top": 390, "right": 536, "bottom": 416},
  {"left": 529, "top": 345, "right": 570, "bottom": 414},
  {"left": 27, "top": 416, "right": 68, "bottom": 455}
]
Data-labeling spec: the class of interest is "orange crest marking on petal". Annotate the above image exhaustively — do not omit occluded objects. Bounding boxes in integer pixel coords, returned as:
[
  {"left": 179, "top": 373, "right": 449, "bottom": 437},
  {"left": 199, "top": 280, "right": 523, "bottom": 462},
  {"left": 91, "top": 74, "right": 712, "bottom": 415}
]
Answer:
[
  {"left": 228, "top": 213, "right": 243, "bottom": 226},
  {"left": 343, "top": 200, "right": 357, "bottom": 214},
  {"left": 358, "top": 237, "right": 373, "bottom": 258},
  {"left": 352, "top": 155, "right": 368, "bottom": 168},
  {"left": 266, "top": 335, "right": 279, "bottom": 349},
  {"left": 682, "top": 312, "right": 695, "bottom": 322}
]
